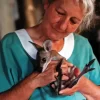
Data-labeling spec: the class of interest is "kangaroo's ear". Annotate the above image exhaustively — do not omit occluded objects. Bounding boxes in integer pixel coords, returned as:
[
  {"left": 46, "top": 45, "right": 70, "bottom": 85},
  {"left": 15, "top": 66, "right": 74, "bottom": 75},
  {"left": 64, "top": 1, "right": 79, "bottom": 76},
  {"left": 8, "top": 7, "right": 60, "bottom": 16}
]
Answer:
[
  {"left": 43, "top": 40, "right": 52, "bottom": 52},
  {"left": 29, "top": 41, "right": 41, "bottom": 50}
]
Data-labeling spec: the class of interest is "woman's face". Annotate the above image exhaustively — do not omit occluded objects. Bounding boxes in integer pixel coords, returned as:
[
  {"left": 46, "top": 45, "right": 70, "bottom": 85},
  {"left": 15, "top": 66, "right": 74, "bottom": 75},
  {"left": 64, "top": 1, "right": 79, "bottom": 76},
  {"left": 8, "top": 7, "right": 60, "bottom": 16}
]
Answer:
[{"left": 41, "top": 0, "right": 84, "bottom": 41}]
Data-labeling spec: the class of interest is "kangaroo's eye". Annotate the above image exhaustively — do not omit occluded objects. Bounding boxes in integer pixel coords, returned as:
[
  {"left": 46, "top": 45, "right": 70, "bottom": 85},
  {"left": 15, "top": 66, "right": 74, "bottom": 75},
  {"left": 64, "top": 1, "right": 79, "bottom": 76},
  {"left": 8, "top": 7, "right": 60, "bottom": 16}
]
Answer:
[{"left": 41, "top": 58, "right": 46, "bottom": 63}]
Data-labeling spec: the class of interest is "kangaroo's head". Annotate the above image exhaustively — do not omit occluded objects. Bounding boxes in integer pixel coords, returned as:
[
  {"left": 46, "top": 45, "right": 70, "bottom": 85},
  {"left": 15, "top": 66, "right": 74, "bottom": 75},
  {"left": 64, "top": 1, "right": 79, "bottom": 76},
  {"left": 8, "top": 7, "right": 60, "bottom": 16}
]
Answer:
[{"left": 29, "top": 40, "right": 63, "bottom": 72}]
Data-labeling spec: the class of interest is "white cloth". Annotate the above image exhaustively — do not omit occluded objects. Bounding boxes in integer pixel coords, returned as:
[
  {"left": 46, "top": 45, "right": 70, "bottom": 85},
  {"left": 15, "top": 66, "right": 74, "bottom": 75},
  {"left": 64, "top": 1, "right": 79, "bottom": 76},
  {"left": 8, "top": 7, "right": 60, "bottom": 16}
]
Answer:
[{"left": 15, "top": 29, "right": 74, "bottom": 60}]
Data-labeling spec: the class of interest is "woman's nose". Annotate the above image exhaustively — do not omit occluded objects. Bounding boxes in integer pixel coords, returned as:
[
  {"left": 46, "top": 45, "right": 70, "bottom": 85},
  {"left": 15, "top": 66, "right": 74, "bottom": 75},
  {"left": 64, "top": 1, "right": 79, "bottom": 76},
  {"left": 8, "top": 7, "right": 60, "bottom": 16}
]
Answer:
[{"left": 58, "top": 18, "right": 69, "bottom": 32}]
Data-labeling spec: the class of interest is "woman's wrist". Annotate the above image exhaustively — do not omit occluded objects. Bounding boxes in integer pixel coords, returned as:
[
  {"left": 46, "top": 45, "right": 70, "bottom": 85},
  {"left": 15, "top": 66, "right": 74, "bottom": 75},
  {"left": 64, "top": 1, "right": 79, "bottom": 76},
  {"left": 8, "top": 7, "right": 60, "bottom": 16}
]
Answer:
[
  {"left": 30, "top": 78, "right": 40, "bottom": 89},
  {"left": 78, "top": 76, "right": 100, "bottom": 99}
]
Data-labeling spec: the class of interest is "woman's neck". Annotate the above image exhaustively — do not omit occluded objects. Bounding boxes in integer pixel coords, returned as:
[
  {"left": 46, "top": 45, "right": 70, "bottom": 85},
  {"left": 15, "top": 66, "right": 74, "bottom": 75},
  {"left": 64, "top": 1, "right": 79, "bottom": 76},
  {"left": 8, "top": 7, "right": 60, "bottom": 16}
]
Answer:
[
  {"left": 51, "top": 39, "right": 64, "bottom": 52},
  {"left": 26, "top": 25, "right": 64, "bottom": 52}
]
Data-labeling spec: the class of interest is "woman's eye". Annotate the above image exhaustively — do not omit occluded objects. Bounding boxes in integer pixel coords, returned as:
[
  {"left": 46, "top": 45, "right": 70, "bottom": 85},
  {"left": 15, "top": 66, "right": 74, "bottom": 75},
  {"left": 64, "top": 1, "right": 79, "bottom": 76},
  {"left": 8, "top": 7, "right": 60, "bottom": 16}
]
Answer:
[
  {"left": 70, "top": 19, "right": 77, "bottom": 24},
  {"left": 56, "top": 9, "right": 65, "bottom": 15}
]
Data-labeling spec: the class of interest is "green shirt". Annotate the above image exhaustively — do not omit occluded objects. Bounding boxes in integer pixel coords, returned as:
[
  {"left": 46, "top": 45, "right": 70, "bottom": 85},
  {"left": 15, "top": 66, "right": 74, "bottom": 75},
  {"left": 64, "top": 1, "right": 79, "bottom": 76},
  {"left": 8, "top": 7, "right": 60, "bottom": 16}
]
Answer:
[{"left": 0, "top": 29, "right": 100, "bottom": 100}]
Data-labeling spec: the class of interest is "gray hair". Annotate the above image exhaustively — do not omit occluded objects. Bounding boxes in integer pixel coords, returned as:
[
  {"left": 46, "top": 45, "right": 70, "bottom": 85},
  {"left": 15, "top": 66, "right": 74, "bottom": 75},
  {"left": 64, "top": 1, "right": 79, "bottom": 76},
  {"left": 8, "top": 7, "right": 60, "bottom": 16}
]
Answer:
[
  {"left": 42, "top": 0, "right": 95, "bottom": 32},
  {"left": 77, "top": 0, "right": 95, "bottom": 32}
]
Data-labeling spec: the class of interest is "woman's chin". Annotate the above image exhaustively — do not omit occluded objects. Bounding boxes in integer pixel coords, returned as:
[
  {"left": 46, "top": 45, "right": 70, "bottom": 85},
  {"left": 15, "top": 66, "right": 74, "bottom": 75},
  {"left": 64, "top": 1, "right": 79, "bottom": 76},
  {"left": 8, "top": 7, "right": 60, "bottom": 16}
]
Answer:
[{"left": 49, "top": 36, "right": 63, "bottom": 41}]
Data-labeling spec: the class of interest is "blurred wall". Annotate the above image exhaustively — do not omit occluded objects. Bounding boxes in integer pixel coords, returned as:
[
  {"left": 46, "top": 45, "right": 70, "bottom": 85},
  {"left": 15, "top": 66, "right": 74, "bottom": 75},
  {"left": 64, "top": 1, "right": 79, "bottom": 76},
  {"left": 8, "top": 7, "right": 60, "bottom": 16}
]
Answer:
[
  {"left": 15, "top": 0, "right": 43, "bottom": 29},
  {"left": 0, "top": 0, "right": 19, "bottom": 39},
  {"left": 24, "top": 0, "right": 43, "bottom": 28}
]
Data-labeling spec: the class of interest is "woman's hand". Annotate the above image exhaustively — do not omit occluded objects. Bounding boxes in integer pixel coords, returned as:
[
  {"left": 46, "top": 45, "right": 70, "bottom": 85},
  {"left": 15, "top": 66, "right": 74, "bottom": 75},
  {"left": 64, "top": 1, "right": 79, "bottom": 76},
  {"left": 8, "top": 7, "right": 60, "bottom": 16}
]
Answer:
[
  {"left": 58, "top": 74, "right": 100, "bottom": 100},
  {"left": 48, "top": 61, "right": 100, "bottom": 100},
  {"left": 59, "top": 75, "right": 87, "bottom": 95},
  {"left": 46, "top": 59, "right": 81, "bottom": 95},
  {"left": 49, "top": 59, "right": 74, "bottom": 80},
  {"left": 56, "top": 65, "right": 88, "bottom": 96},
  {"left": 49, "top": 60, "right": 77, "bottom": 89},
  {"left": 30, "top": 59, "right": 77, "bottom": 90},
  {"left": 31, "top": 65, "right": 58, "bottom": 88}
]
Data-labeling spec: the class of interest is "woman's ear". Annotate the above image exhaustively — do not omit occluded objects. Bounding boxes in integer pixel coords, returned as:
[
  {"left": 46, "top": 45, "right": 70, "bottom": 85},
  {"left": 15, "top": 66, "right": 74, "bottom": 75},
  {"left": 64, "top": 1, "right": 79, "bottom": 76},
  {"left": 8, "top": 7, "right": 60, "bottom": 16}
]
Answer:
[{"left": 43, "top": 0, "right": 49, "bottom": 10}]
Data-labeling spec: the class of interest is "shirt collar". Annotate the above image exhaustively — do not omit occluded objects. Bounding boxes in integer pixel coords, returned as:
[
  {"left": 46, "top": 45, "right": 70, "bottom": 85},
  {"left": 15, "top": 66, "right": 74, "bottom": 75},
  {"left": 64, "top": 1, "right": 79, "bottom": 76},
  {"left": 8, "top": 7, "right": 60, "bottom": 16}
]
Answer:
[{"left": 15, "top": 29, "right": 74, "bottom": 60}]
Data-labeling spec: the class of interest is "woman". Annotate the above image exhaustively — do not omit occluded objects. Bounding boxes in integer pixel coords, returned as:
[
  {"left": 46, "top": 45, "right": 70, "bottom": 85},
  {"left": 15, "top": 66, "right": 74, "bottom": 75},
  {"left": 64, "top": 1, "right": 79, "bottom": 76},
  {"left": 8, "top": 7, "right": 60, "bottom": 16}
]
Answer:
[{"left": 0, "top": 0, "right": 100, "bottom": 100}]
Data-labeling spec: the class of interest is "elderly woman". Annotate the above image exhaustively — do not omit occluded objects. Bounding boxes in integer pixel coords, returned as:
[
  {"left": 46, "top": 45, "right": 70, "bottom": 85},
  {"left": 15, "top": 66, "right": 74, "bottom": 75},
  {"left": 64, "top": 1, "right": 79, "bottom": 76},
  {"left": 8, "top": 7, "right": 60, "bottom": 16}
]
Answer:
[{"left": 0, "top": 0, "right": 100, "bottom": 100}]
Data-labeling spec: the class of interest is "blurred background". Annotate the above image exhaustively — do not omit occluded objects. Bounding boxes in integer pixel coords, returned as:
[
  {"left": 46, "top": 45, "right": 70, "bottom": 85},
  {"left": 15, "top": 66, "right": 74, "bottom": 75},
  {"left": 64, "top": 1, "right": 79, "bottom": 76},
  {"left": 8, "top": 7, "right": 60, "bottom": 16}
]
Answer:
[{"left": 0, "top": 0, "right": 100, "bottom": 63}]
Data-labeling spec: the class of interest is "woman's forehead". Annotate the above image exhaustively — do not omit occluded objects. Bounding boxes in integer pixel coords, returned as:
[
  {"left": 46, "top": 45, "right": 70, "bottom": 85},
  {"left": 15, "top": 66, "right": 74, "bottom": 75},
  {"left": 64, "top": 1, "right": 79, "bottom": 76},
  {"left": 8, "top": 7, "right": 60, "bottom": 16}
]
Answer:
[
  {"left": 54, "top": 0, "right": 84, "bottom": 19},
  {"left": 55, "top": 0, "right": 83, "bottom": 12}
]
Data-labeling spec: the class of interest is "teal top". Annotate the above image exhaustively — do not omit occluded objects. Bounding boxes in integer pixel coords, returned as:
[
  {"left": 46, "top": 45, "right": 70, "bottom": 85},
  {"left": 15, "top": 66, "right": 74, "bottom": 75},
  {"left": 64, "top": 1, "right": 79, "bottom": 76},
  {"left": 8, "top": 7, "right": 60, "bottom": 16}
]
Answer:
[{"left": 0, "top": 29, "right": 100, "bottom": 100}]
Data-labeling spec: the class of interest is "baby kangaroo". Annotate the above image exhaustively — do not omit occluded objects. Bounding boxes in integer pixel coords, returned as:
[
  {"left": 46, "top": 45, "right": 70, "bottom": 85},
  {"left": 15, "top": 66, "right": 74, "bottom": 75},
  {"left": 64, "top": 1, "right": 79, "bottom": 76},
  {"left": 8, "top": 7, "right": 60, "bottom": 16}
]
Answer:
[
  {"left": 29, "top": 40, "right": 95, "bottom": 95},
  {"left": 29, "top": 40, "right": 78, "bottom": 94}
]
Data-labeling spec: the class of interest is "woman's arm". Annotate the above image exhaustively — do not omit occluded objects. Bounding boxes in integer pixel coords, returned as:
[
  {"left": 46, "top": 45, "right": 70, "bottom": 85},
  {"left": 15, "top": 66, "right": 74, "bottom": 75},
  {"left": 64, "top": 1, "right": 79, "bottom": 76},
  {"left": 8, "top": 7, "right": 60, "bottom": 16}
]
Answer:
[
  {"left": 0, "top": 75, "right": 36, "bottom": 100},
  {"left": 78, "top": 76, "right": 100, "bottom": 100},
  {"left": 0, "top": 73, "right": 38, "bottom": 100},
  {"left": 0, "top": 67, "right": 56, "bottom": 100},
  {"left": 59, "top": 76, "right": 100, "bottom": 100}
]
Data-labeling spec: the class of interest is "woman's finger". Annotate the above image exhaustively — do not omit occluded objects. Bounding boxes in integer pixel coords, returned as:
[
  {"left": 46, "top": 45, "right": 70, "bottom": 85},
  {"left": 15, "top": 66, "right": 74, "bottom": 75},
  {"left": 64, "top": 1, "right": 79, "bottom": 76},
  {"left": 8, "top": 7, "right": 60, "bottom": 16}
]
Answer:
[
  {"left": 62, "top": 75, "right": 69, "bottom": 80},
  {"left": 59, "top": 85, "right": 78, "bottom": 95}
]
